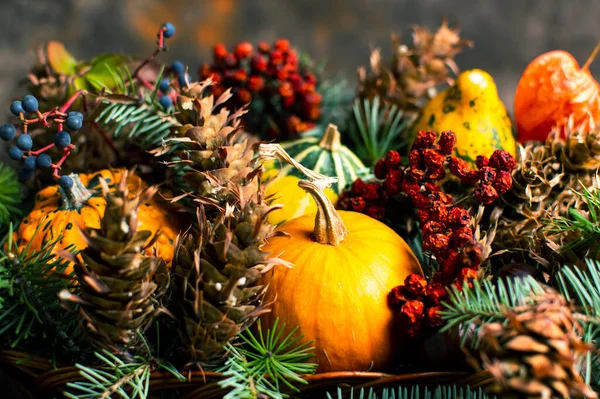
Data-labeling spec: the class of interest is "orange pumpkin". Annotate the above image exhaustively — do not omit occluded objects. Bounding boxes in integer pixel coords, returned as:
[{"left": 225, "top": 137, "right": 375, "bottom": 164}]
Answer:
[
  {"left": 261, "top": 180, "right": 423, "bottom": 372},
  {"left": 514, "top": 46, "right": 600, "bottom": 142},
  {"left": 14, "top": 169, "right": 180, "bottom": 271}
]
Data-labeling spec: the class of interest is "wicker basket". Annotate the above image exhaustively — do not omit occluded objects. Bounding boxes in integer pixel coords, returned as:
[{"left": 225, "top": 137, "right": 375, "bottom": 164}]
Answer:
[{"left": 0, "top": 349, "right": 493, "bottom": 399}]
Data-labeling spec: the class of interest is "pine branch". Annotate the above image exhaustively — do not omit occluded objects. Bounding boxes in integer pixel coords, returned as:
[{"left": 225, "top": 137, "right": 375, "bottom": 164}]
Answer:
[
  {"left": 0, "top": 222, "right": 80, "bottom": 356},
  {"left": 0, "top": 164, "right": 21, "bottom": 228},
  {"left": 326, "top": 385, "right": 494, "bottom": 399},
  {"left": 95, "top": 97, "right": 179, "bottom": 151},
  {"left": 218, "top": 318, "right": 317, "bottom": 398},
  {"left": 347, "top": 96, "right": 413, "bottom": 166},
  {"left": 439, "top": 277, "right": 546, "bottom": 347},
  {"left": 64, "top": 341, "right": 185, "bottom": 399}
]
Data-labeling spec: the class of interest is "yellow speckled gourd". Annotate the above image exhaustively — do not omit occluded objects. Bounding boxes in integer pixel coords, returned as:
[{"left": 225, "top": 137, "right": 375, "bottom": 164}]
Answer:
[
  {"left": 261, "top": 180, "right": 423, "bottom": 372},
  {"left": 410, "top": 69, "right": 516, "bottom": 165},
  {"left": 14, "top": 169, "right": 180, "bottom": 270}
]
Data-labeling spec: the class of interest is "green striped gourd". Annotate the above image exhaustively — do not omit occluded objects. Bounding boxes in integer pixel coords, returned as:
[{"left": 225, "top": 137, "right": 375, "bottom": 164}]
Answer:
[{"left": 263, "top": 124, "right": 366, "bottom": 225}]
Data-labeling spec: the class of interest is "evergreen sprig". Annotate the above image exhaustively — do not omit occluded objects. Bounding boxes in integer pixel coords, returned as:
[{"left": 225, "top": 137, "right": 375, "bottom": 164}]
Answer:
[
  {"left": 543, "top": 184, "right": 600, "bottom": 256},
  {"left": 347, "top": 96, "right": 412, "bottom": 166},
  {"left": 0, "top": 164, "right": 21, "bottom": 228},
  {"left": 326, "top": 385, "right": 494, "bottom": 399},
  {"left": 439, "top": 277, "right": 546, "bottom": 347},
  {"left": 0, "top": 222, "right": 80, "bottom": 355},
  {"left": 64, "top": 339, "right": 185, "bottom": 399},
  {"left": 218, "top": 318, "right": 317, "bottom": 398}
]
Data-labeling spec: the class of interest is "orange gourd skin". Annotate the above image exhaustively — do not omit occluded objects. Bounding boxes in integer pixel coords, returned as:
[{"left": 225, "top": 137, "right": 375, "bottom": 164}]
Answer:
[
  {"left": 261, "top": 211, "right": 423, "bottom": 372},
  {"left": 514, "top": 50, "right": 600, "bottom": 143},
  {"left": 14, "top": 169, "right": 180, "bottom": 270}
]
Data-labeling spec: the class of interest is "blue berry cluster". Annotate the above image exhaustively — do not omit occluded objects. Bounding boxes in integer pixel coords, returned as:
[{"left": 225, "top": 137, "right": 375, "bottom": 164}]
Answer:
[
  {"left": 2, "top": 93, "right": 84, "bottom": 184},
  {"left": 158, "top": 78, "right": 173, "bottom": 110},
  {"left": 172, "top": 60, "right": 190, "bottom": 88}
]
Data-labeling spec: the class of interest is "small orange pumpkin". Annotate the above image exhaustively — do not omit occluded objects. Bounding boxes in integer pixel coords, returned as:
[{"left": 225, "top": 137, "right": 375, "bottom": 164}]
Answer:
[
  {"left": 261, "top": 180, "right": 423, "bottom": 372},
  {"left": 14, "top": 169, "right": 180, "bottom": 271},
  {"left": 514, "top": 45, "right": 600, "bottom": 142}
]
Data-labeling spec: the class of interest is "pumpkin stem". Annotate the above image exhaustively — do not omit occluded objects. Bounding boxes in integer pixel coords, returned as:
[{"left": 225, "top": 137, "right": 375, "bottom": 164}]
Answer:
[
  {"left": 298, "top": 179, "right": 347, "bottom": 246},
  {"left": 59, "top": 174, "right": 92, "bottom": 211},
  {"left": 582, "top": 40, "right": 600, "bottom": 71},
  {"left": 319, "top": 124, "right": 341, "bottom": 152},
  {"left": 258, "top": 143, "right": 337, "bottom": 188}
]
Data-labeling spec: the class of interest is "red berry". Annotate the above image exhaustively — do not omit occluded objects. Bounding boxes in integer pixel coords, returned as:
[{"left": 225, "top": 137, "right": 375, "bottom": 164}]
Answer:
[
  {"left": 269, "top": 50, "right": 284, "bottom": 65},
  {"left": 237, "top": 88, "right": 252, "bottom": 104},
  {"left": 251, "top": 55, "right": 268, "bottom": 73},
  {"left": 412, "top": 130, "right": 437, "bottom": 149},
  {"left": 489, "top": 150, "right": 517, "bottom": 171},
  {"left": 235, "top": 41, "right": 254, "bottom": 59},
  {"left": 475, "top": 155, "right": 489, "bottom": 169},
  {"left": 248, "top": 75, "right": 265, "bottom": 92},
  {"left": 384, "top": 150, "right": 402, "bottom": 169},
  {"left": 493, "top": 170, "right": 513, "bottom": 194},
  {"left": 233, "top": 69, "right": 248, "bottom": 82},
  {"left": 374, "top": 159, "right": 388, "bottom": 180},
  {"left": 438, "top": 130, "right": 457, "bottom": 155},
  {"left": 278, "top": 82, "right": 294, "bottom": 97},
  {"left": 383, "top": 169, "right": 403, "bottom": 195},
  {"left": 474, "top": 183, "right": 498, "bottom": 204},
  {"left": 224, "top": 53, "right": 237, "bottom": 68},
  {"left": 274, "top": 38, "right": 290, "bottom": 51},
  {"left": 258, "top": 41, "right": 270, "bottom": 53},
  {"left": 213, "top": 43, "right": 228, "bottom": 60}
]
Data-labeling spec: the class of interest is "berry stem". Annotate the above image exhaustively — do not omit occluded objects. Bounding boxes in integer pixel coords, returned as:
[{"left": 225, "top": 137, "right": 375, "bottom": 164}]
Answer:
[
  {"left": 59, "top": 90, "right": 87, "bottom": 113},
  {"left": 52, "top": 145, "right": 74, "bottom": 178},
  {"left": 31, "top": 143, "right": 55, "bottom": 156},
  {"left": 131, "top": 27, "right": 166, "bottom": 80}
]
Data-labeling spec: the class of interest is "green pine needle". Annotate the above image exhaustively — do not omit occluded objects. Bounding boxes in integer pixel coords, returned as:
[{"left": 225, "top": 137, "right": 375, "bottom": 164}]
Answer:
[
  {"left": 326, "top": 385, "right": 494, "bottom": 399},
  {"left": 95, "top": 97, "right": 179, "bottom": 151},
  {"left": 64, "top": 350, "right": 152, "bottom": 399},
  {"left": 439, "top": 277, "right": 546, "bottom": 348},
  {"left": 347, "top": 97, "right": 412, "bottom": 166},
  {"left": 0, "top": 222, "right": 79, "bottom": 353},
  {"left": 543, "top": 184, "right": 600, "bottom": 256},
  {"left": 218, "top": 318, "right": 317, "bottom": 398},
  {"left": 0, "top": 164, "right": 21, "bottom": 227}
]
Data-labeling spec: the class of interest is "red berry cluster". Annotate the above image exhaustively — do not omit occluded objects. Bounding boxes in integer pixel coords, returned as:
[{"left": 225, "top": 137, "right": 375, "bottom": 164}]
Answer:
[
  {"left": 337, "top": 179, "right": 387, "bottom": 220},
  {"left": 200, "top": 39, "right": 322, "bottom": 140},
  {"left": 340, "top": 130, "right": 516, "bottom": 337}
]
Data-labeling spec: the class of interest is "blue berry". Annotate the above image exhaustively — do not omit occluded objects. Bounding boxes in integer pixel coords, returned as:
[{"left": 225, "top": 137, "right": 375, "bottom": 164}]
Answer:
[
  {"left": 18, "top": 168, "right": 35, "bottom": 182},
  {"left": 36, "top": 153, "right": 52, "bottom": 168},
  {"left": 8, "top": 147, "right": 23, "bottom": 161},
  {"left": 22, "top": 95, "right": 39, "bottom": 113},
  {"left": 159, "top": 79, "right": 171, "bottom": 93},
  {"left": 16, "top": 134, "right": 33, "bottom": 151},
  {"left": 59, "top": 175, "right": 73, "bottom": 189},
  {"left": 178, "top": 73, "right": 190, "bottom": 87},
  {"left": 10, "top": 101, "right": 24, "bottom": 116},
  {"left": 0, "top": 123, "right": 16, "bottom": 141},
  {"left": 54, "top": 131, "right": 71, "bottom": 149},
  {"left": 66, "top": 116, "right": 83, "bottom": 130},
  {"left": 68, "top": 111, "right": 84, "bottom": 120},
  {"left": 159, "top": 95, "right": 173, "bottom": 110},
  {"left": 162, "top": 22, "right": 176, "bottom": 38},
  {"left": 172, "top": 61, "right": 185, "bottom": 75},
  {"left": 23, "top": 155, "right": 37, "bottom": 170}
]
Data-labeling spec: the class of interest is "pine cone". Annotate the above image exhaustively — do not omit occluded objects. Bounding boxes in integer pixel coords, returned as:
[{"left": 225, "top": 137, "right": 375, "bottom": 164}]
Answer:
[
  {"left": 481, "top": 290, "right": 597, "bottom": 399},
  {"left": 357, "top": 18, "right": 472, "bottom": 114},
  {"left": 161, "top": 79, "right": 289, "bottom": 364},
  {"left": 548, "top": 116, "right": 600, "bottom": 173},
  {"left": 171, "top": 203, "right": 283, "bottom": 364},
  {"left": 491, "top": 143, "right": 563, "bottom": 255},
  {"left": 61, "top": 172, "right": 167, "bottom": 359}
]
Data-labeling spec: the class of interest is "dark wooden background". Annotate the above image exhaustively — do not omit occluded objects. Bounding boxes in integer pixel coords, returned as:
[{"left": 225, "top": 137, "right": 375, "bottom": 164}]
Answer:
[{"left": 1, "top": 0, "right": 600, "bottom": 111}]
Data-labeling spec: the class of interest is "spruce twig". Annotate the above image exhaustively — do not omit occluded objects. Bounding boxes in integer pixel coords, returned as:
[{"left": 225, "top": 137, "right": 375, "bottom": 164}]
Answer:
[{"left": 218, "top": 318, "right": 317, "bottom": 398}]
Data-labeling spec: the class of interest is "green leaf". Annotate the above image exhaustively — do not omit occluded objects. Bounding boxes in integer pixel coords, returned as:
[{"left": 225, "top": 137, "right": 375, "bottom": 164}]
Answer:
[
  {"left": 47, "top": 41, "right": 78, "bottom": 75},
  {"left": 83, "top": 54, "right": 132, "bottom": 92}
]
